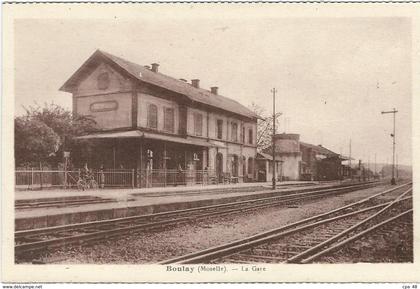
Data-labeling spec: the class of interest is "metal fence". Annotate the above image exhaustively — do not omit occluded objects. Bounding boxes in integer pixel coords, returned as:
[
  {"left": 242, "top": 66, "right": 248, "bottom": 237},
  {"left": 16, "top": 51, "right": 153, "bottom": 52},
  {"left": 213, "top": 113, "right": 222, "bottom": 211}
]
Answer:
[
  {"left": 139, "top": 169, "right": 217, "bottom": 187},
  {"left": 99, "top": 169, "right": 135, "bottom": 188},
  {"left": 15, "top": 168, "right": 217, "bottom": 190},
  {"left": 15, "top": 169, "right": 81, "bottom": 190},
  {"left": 15, "top": 168, "right": 135, "bottom": 190}
]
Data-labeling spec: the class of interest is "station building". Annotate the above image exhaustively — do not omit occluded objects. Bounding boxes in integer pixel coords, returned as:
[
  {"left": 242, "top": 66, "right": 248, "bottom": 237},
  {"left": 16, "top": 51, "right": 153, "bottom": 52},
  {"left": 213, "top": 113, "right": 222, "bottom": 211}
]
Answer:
[{"left": 60, "top": 50, "right": 259, "bottom": 187}]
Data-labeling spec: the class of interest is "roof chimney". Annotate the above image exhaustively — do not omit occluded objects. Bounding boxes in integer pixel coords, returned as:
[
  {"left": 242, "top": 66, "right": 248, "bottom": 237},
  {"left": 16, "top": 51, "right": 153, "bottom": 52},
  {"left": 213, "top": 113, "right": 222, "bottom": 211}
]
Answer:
[
  {"left": 210, "top": 87, "right": 218, "bottom": 95},
  {"left": 191, "top": 79, "right": 200, "bottom": 88},
  {"left": 151, "top": 63, "right": 159, "bottom": 73}
]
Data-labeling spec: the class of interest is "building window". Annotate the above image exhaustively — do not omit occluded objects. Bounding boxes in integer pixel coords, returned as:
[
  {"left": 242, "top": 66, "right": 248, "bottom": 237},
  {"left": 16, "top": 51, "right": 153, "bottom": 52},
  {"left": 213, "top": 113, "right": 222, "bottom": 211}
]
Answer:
[
  {"left": 241, "top": 126, "right": 245, "bottom": 143},
  {"left": 231, "top": 122, "right": 238, "bottom": 142},
  {"left": 216, "top": 119, "right": 223, "bottom": 139},
  {"left": 97, "top": 72, "right": 110, "bottom": 90},
  {"left": 242, "top": 156, "right": 246, "bottom": 177},
  {"left": 164, "top": 107, "right": 175, "bottom": 133},
  {"left": 194, "top": 113, "right": 203, "bottom": 136},
  {"left": 147, "top": 104, "right": 158, "bottom": 129},
  {"left": 248, "top": 129, "right": 253, "bottom": 144},
  {"left": 231, "top": 155, "right": 239, "bottom": 177}
]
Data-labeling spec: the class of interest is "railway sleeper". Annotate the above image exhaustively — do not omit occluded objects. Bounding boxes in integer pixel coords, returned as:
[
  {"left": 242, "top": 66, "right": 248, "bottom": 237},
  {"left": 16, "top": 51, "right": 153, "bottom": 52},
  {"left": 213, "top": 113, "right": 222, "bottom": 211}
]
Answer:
[
  {"left": 270, "top": 244, "right": 313, "bottom": 250},
  {"left": 15, "top": 182, "right": 391, "bottom": 261},
  {"left": 221, "top": 258, "right": 255, "bottom": 264},
  {"left": 253, "top": 248, "right": 301, "bottom": 256},
  {"left": 234, "top": 253, "right": 287, "bottom": 262},
  {"left": 15, "top": 237, "right": 45, "bottom": 243}
]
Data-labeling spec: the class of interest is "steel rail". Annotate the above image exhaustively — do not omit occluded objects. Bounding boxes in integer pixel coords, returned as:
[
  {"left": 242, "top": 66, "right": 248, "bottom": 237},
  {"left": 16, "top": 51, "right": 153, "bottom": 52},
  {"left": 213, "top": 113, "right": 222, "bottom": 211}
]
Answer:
[
  {"left": 299, "top": 209, "right": 413, "bottom": 263},
  {"left": 160, "top": 197, "right": 411, "bottom": 264},
  {"left": 15, "top": 198, "right": 117, "bottom": 209},
  {"left": 15, "top": 181, "right": 381, "bottom": 238},
  {"left": 14, "top": 182, "right": 383, "bottom": 256},
  {"left": 14, "top": 182, "right": 405, "bottom": 259},
  {"left": 286, "top": 187, "right": 412, "bottom": 263},
  {"left": 158, "top": 183, "right": 411, "bottom": 264}
]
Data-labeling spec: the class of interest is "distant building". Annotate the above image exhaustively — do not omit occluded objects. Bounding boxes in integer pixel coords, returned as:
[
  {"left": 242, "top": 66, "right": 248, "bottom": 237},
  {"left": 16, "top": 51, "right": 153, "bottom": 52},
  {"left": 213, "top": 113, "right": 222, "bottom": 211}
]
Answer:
[
  {"left": 261, "top": 133, "right": 302, "bottom": 181},
  {"left": 60, "top": 50, "right": 259, "bottom": 187},
  {"left": 257, "top": 133, "right": 345, "bottom": 182},
  {"left": 300, "top": 142, "right": 343, "bottom": 181}
]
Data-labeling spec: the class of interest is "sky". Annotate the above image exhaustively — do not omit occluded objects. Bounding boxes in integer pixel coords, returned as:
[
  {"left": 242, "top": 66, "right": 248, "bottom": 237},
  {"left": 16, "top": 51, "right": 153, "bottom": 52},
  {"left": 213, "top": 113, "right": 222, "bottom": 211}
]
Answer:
[{"left": 14, "top": 17, "right": 412, "bottom": 166}]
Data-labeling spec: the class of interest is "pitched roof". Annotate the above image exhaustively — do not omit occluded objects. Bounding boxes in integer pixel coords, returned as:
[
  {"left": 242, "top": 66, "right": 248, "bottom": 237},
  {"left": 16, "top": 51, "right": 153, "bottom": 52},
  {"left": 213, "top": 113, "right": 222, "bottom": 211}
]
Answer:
[
  {"left": 300, "top": 142, "right": 339, "bottom": 156},
  {"left": 60, "top": 49, "right": 259, "bottom": 120}
]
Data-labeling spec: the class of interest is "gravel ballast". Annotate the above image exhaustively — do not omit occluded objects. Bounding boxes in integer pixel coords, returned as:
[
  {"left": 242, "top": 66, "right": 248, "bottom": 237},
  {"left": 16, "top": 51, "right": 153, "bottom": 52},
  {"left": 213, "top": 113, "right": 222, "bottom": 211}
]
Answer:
[
  {"left": 317, "top": 213, "right": 413, "bottom": 263},
  {"left": 39, "top": 184, "right": 409, "bottom": 264}
]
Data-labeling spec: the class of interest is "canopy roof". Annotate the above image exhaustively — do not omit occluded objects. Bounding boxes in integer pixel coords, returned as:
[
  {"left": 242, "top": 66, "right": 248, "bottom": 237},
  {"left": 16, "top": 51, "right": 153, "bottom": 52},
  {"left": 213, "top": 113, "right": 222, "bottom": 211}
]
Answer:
[{"left": 76, "top": 130, "right": 222, "bottom": 148}]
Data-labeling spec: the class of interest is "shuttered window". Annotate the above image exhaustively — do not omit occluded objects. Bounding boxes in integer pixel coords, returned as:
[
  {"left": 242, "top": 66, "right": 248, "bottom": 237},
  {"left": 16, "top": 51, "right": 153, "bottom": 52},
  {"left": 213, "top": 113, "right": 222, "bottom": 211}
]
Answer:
[
  {"left": 231, "top": 122, "right": 238, "bottom": 142},
  {"left": 248, "top": 129, "right": 253, "bottom": 144},
  {"left": 164, "top": 107, "right": 175, "bottom": 132},
  {"left": 194, "top": 113, "right": 203, "bottom": 136},
  {"left": 147, "top": 104, "right": 158, "bottom": 129},
  {"left": 216, "top": 119, "right": 223, "bottom": 139}
]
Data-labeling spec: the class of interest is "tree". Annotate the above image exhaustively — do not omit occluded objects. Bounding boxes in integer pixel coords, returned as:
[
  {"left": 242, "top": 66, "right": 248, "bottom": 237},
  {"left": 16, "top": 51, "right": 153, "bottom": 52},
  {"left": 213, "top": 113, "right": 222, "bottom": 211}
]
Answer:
[
  {"left": 15, "top": 102, "right": 97, "bottom": 167},
  {"left": 15, "top": 117, "right": 60, "bottom": 167},
  {"left": 22, "top": 103, "right": 97, "bottom": 146},
  {"left": 249, "top": 102, "right": 281, "bottom": 152}
]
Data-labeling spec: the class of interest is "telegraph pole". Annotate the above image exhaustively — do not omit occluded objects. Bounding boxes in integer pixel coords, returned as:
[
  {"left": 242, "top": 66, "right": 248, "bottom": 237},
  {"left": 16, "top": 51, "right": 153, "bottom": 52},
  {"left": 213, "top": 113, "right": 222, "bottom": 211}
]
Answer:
[
  {"left": 374, "top": 153, "right": 377, "bottom": 178},
  {"left": 349, "top": 139, "right": 352, "bottom": 180},
  {"left": 381, "top": 108, "right": 398, "bottom": 185},
  {"left": 271, "top": 88, "right": 277, "bottom": 190}
]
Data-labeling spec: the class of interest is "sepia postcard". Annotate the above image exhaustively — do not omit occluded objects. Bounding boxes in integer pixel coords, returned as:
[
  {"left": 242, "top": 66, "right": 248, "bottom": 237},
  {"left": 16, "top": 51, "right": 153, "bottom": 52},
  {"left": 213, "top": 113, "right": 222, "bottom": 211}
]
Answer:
[{"left": 2, "top": 2, "right": 420, "bottom": 283}]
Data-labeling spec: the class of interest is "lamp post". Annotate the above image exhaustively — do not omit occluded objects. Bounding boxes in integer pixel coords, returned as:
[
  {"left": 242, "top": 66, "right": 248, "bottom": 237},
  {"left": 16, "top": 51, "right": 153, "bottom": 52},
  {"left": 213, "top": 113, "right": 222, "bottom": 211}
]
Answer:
[{"left": 381, "top": 108, "right": 398, "bottom": 185}]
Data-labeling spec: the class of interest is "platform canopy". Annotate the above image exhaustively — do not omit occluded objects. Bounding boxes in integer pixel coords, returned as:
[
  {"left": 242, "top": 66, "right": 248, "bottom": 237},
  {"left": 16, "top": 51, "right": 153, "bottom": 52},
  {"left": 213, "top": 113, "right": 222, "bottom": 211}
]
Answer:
[{"left": 76, "top": 130, "right": 223, "bottom": 148}]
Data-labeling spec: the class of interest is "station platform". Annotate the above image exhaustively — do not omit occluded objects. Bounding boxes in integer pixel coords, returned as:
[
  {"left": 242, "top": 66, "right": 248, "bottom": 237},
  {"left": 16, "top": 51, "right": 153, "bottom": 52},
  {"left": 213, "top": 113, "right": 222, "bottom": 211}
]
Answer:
[{"left": 15, "top": 181, "right": 341, "bottom": 231}]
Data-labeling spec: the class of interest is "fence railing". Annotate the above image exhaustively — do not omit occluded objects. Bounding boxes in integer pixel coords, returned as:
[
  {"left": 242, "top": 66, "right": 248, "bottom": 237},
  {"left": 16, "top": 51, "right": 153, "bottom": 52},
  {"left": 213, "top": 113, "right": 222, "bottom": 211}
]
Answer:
[
  {"left": 15, "top": 168, "right": 135, "bottom": 190},
  {"left": 138, "top": 169, "right": 217, "bottom": 188},
  {"left": 15, "top": 168, "right": 218, "bottom": 190},
  {"left": 15, "top": 169, "right": 82, "bottom": 190},
  {"left": 98, "top": 169, "right": 135, "bottom": 188}
]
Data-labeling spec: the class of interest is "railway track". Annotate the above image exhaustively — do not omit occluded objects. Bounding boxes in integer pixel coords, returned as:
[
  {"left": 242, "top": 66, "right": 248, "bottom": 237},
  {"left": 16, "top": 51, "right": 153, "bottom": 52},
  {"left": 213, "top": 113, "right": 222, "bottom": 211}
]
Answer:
[
  {"left": 15, "top": 196, "right": 122, "bottom": 210},
  {"left": 160, "top": 182, "right": 412, "bottom": 264},
  {"left": 15, "top": 181, "right": 382, "bottom": 262},
  {"left": 317, "top": 210, "right": 413, "bottom": 263}
]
